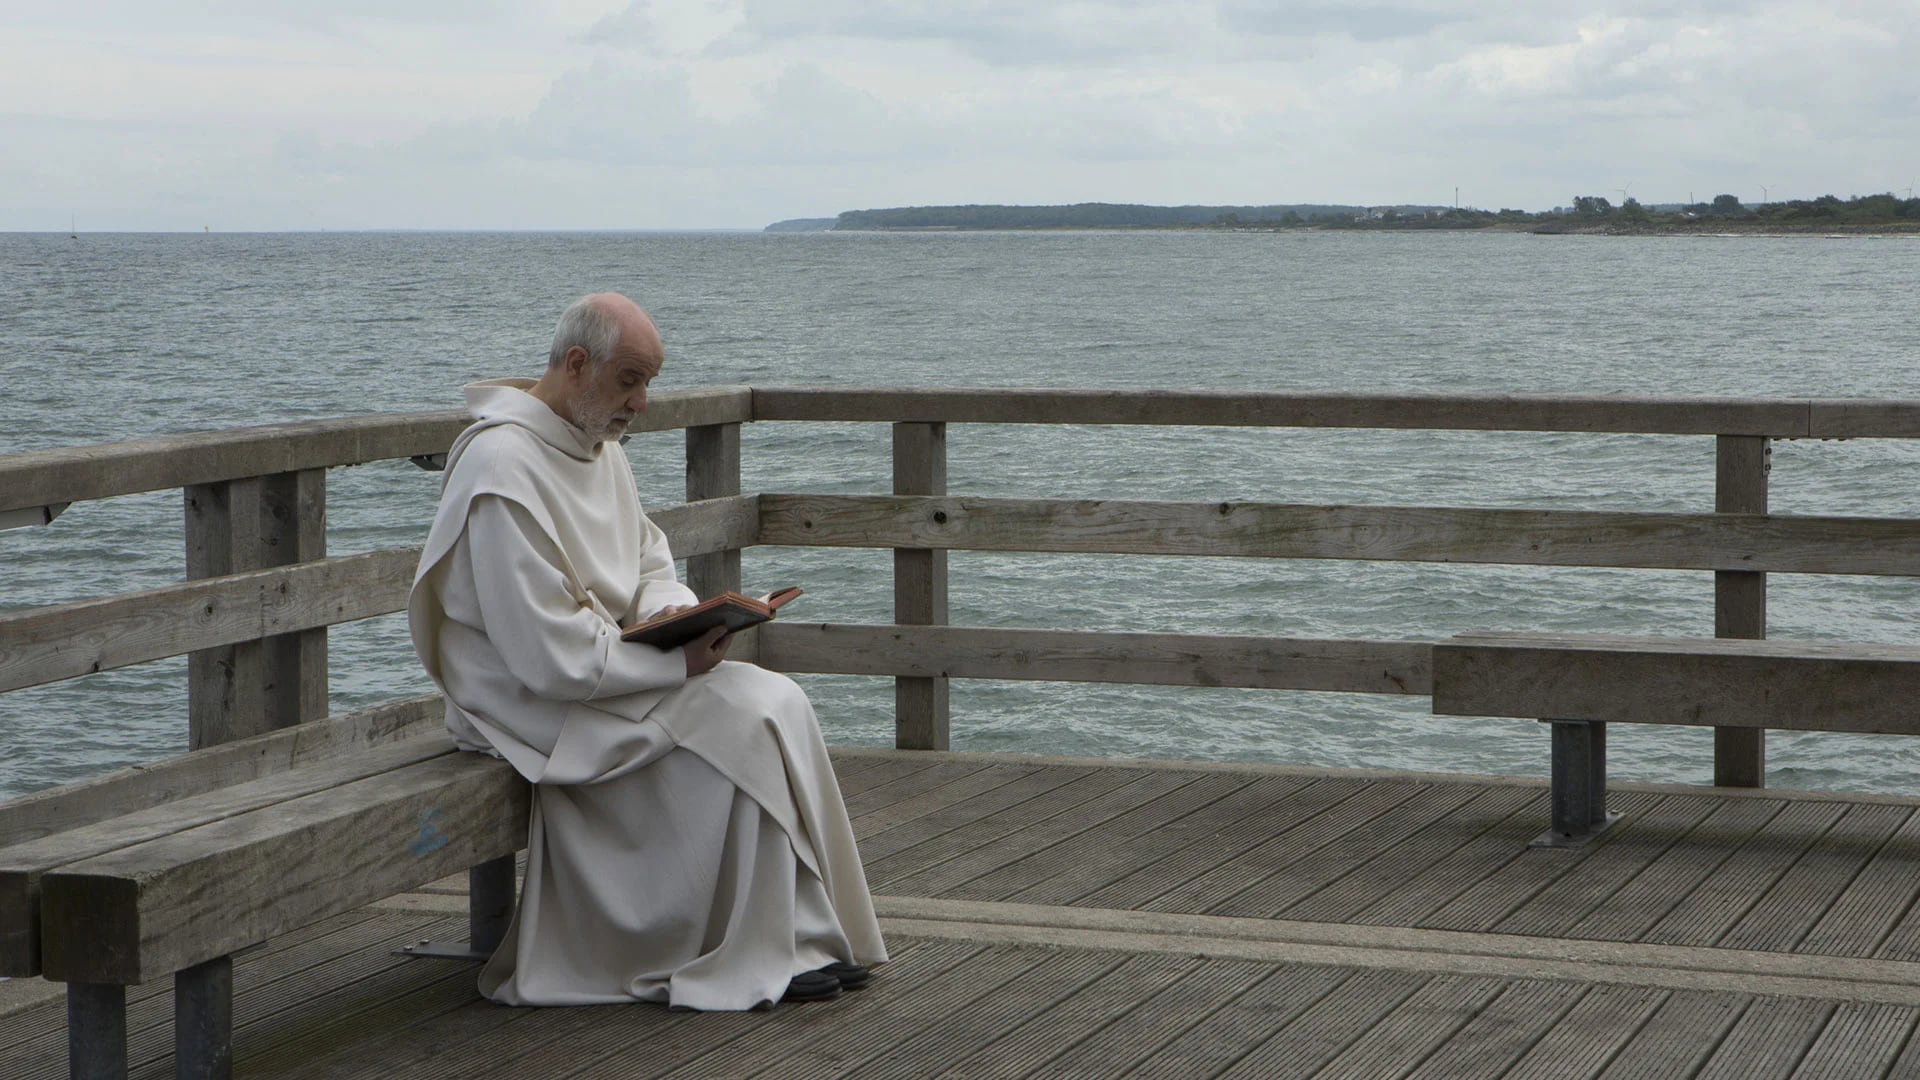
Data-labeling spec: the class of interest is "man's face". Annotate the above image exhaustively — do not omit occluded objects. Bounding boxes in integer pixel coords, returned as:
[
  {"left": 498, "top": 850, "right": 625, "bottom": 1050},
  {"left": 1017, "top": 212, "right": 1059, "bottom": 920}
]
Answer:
[{"left": 568, "top": 322, "right": 663, "bottom": 442}]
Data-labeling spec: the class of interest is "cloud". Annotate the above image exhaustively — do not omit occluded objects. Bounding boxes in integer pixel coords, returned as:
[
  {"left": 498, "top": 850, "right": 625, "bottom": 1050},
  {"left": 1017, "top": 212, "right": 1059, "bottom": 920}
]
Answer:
[
  {"left": 0, "top": 0, "right": 1914, "bottom": 228},
  {"left": 1218, "top": 2, "right": 1468, "bottom": 42}
]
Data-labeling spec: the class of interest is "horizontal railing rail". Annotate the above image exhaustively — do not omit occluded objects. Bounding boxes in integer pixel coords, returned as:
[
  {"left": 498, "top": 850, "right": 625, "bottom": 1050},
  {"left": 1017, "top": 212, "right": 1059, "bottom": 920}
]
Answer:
[
  {"left": 748, "top": 387, "right": 1920, "bottom": 438},
  {"left": 0, "top": 387, "right": 752, "bottom": 516},
  {"left": 0, "top": 497, "right": 758, "bottom": 693},
  {"left": 757, "top": 624, "right": 1433, "bottom": 695},
  {"left": 754, "top": 494, "right": 1920, "bottom": 575}
]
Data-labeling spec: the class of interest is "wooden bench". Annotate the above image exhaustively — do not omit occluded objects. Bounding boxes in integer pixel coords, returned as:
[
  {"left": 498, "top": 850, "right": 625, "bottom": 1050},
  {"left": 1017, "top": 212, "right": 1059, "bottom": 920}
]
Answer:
[
  {"left": 0, "top": 698, "right": 529, "bottom": 1080},
  {"left": 1431, "top": 632, "right": 1920, "bottom": 846}
]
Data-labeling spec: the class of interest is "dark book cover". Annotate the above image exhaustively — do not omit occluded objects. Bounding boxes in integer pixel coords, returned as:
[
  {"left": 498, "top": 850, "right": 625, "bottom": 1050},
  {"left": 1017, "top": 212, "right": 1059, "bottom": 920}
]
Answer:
[{"left": 621, "top": 587, "right": 802, "bottom": 649}]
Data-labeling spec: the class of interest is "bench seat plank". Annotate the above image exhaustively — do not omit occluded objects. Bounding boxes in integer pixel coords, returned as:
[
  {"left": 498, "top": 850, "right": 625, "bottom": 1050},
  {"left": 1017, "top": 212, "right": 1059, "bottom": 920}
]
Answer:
[
  {"left": 1433, "top": 632, "right": 1920, "bottom": 734},
  {"left": 0, "top": 734, "right": 453, "bottom": 977},
  {"left": 38, "top": 752, "right": 527, "bottom": 984},
  {"left": 0, "top": 695, "right": 443, "bottom": 850}
]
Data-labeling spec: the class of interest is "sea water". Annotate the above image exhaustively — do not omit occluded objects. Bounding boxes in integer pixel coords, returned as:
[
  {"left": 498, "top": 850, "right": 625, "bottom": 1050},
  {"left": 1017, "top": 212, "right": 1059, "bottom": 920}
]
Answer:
[{"left": 3, "top": 229, "right": 1919, "bottom": 798}]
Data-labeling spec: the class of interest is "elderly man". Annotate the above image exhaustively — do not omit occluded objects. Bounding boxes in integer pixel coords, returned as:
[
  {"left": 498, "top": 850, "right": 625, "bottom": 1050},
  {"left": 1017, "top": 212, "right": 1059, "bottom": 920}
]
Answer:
[{"left": 407, "top": 292, "right": 886, "bottom": 1011}]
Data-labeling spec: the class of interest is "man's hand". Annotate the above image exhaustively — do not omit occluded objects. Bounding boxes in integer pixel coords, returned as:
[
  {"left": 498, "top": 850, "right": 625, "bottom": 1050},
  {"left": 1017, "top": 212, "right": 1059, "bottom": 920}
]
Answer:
[{"left": 683, "top": 625, "right": 731, "bottom": 678}]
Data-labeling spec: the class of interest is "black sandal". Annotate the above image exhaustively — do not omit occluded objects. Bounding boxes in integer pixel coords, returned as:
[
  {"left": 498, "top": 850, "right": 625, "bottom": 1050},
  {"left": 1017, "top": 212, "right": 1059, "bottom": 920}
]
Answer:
[
  {"left": 814, "top": 961, "right": 871, "bottom": 990},
  {"left": 781, "top": 969, "right": 844, "bottom": 1003}
]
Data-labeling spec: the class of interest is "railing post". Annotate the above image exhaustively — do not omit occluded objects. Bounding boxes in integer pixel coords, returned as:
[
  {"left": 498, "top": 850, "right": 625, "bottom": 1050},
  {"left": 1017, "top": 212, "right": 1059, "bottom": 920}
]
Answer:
[
  {"left": 184, "top": 469, "right": 327, "bottom": 749},
  {"left": 1715, "top": 435, "right": 1768, "bottom": 787},
  {"left": 894, "top": 422, "right": 949, "bottom": 750},
  {"left": 686, "top": 423, "right": 750, "bottom": 659}
]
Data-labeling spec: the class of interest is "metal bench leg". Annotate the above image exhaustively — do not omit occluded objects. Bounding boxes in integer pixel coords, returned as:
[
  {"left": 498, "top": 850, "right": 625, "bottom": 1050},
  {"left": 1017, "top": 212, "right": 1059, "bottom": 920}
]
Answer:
[
  {"left": 397, "top": 854, "right": 517, "bottom": 961},
  {"left": 469, "top": 854, "right": 515, "bottom": 956},
  {"left": 175, "top": 955, "right": 233, "bottom": 1080},
  {"left": 68, "top": 982, "right": 127, "bottom": 1080},
  {"left": 1534, "top": 720, "right": 1622, "bottom": 847}
]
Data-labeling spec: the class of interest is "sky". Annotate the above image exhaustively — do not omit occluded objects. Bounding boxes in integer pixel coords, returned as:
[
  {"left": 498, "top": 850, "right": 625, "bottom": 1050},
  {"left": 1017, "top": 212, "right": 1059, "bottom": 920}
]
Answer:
[{"left": 2, "top": 1, "right": 1914, "bottom": 231}]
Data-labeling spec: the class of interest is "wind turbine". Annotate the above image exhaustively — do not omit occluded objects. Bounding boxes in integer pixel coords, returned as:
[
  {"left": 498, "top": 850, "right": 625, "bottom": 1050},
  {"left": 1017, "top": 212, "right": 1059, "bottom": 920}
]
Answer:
[{"left": 1759, "top": 183, "right": 1775, "bottom": 205}]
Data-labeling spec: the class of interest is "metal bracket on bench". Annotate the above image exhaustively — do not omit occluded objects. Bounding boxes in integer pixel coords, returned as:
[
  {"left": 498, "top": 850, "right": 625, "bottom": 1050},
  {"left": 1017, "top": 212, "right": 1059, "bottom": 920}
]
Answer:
[
  {"left": 1533, "top": 719, "right": 1622, "bottom": 848},
  {"left": 396, "top": 854, "right": 516, "bottom": 963}
]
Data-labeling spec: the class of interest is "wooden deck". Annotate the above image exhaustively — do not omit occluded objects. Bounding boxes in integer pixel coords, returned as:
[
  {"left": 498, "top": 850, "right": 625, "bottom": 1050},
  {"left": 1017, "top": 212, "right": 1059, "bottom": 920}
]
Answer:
[{"left": 12, "top": 747, "right": 1920, "bottom": 1078}]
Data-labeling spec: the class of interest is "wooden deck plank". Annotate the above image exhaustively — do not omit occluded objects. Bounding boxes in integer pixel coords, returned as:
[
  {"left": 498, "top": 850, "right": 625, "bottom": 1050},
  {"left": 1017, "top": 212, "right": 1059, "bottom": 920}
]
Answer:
[
  {"left": 852, "top": 765, "right": 1102, "bottom": 862},
  {"left": 1213, "top": 781, "right": 1497, "bottom": 919},
  {"left": 1718, "top": 802, "right": 1909, "bottom": 954},
  {"left": 1400, "top": 980, "right": 1590, "bottom": 1080},
  {"left": 1420, "top": 792, "right": 1707, "bottom": 935},
  {"left": 610, "top": 939, "right": 995, "bottom": 1080},
  {"left": 1692, "top": 996, "right": 1835, "bottom": 1080},
  {"left": 1278, "top": 784, "right": 1538, "bottom": 924},
  {"left": 1641, "top": 801, "right": 1849, "bottom": 948},
  {"left": 1498, "top": 983, "right": 1667, "bottom": 1080},
  {"left": 1342, "top": 787, "right": 1567, "bottom": 927},
  {"left": 1308, "top": 974, "right": 1507, "bottom": 1080},
  {"left": 453, "top": 943, "right": 1039, "bottom": 1080},
  {"left": 1029, "top": 958, "right": 1274, "bottom": 1079},
  {"left": 1592, "top": 989, "right": 1748, "bottom": 1079},
  {"left": 860, "top": 768, "right": 1152, "bottom": 886},
  {"left": 855, "top": 950, "right": 1128, "bottom": 1080},
  {"left": 0, "top": 911, "right": 454, "bottom": 1075},
  {"left": 1117, "top": 965, "right": 1353, "bottom": 1079},
  {"left": 236, "top": 965, "right": 480, "bottom": 1079},
  {"left": 268, "top": 983, "right": 545, "bottom": 1080},
  {"left": 1800, "top": 807, "right": 1920, "bottom": 959},
  {"left": 0, "top": 907, "right": 396, "bottom": 1051},
  {"left": 13, "top": 917, "right": 467, "bottom": 1080},
  {"left": 842, "top": 761, "right": 1001, "bottom": 817},
  {"left": 825, "top": 754, "right": 892, "bottom": 783},
  {"left": 1213, "top": 967, "right": 1430, "bottom": 1079},
  {"left": 935, "top": 952, "right": 1205, "bottom": 1078},
  {"left": 869, "top": 770, "right": 1190, "bottom": 896},
  {"left": 1791, "top": 1001, "right": 1916, "bottom": 1080},
  {"left": 992, "top": 775, "right": 1298, "bottom": 908},
  {"left": 1140, "top": 779, "right": 1421, "bottom": 916},
  {"left": 1493, "top": 794, "right": 1724, "bottom": 939},
  {"left": 1879, "top": 1016, "right": 1920, "bottom": 1078},
  {"left": 849, "top": 763, "right": 1042, "bottom": 841},
  {"left": 676, "top": 942, "right": 1037, "bottom": 1080},
  {"left": 785, "top": 947, "right": 1066, "bottom": 1080},
  {"left": 1569, "top": 797, "right": 1786, "bottom": 944},
  {"left": 945, "top": 773, "right": 1261, "bottom": 904},
  {"left": 1072, "top": 776, "right": 1351, "bottom": 912},
  {"left": 833, "top": 756, "right": 946, "bottom": 798}
]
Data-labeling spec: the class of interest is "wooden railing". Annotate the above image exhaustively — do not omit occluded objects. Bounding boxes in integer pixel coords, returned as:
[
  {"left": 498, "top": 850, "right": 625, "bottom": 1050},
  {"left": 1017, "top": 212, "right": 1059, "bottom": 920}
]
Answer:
[{"left": 6, "top": 387, "right": 1920, "bottom": 787}]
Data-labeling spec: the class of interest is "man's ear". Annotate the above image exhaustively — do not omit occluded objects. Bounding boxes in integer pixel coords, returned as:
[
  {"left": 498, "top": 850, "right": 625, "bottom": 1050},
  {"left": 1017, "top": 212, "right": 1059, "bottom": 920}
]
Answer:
[{"left": 564, "top": 345, "right": 592, "bottom": 379}]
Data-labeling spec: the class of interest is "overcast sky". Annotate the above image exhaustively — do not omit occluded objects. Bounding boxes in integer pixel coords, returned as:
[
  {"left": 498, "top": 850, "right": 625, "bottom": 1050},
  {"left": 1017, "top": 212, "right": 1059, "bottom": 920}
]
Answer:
[{"left": 3, "top": 1, "right": 1914, "bottom": 231}]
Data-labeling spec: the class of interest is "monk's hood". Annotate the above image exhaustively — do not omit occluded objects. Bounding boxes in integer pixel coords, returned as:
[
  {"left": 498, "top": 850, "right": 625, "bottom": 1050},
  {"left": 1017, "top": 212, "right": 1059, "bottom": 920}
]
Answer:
[{"left": 446, "top": 378, "right": 606, "bottom": 472}]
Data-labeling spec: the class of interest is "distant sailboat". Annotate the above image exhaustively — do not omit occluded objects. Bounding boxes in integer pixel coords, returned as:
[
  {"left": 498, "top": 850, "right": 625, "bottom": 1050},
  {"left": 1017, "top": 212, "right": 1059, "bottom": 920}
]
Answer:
[{"left": 68, "top": 215, "right": 76, "bottom": 240}]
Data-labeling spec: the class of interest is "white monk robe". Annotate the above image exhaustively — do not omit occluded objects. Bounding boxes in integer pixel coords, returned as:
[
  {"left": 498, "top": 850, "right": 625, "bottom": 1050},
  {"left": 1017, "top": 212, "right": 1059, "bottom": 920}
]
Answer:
[{"left": 407, "top": 378, "right": 886, "bottom": 1011}]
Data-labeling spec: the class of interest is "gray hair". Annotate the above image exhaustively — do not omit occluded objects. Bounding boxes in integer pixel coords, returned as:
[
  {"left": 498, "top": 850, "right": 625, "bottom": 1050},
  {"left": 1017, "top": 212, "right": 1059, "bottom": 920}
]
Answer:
[{"left": 547, "top": 296, "right": 623, "bottom": 369}]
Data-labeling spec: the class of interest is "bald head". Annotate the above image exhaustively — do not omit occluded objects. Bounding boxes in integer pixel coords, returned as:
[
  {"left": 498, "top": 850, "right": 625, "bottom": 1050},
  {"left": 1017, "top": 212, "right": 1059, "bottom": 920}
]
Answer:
[{"left": 548, "top": 292, "right": 660, "bottom": 372}]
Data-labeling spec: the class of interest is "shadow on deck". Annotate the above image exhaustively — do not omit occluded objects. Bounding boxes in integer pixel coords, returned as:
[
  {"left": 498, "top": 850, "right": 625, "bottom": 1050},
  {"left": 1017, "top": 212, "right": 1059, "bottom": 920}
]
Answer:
[{"left": 9, "top": 747, "right": 1920, "bottom": 1078}]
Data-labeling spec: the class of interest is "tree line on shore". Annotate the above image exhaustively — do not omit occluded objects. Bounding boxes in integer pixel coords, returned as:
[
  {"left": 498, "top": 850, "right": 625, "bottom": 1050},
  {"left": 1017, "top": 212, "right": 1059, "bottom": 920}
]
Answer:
[{"left": 768, "top": 194, "right": 1920, "bottom": 232}]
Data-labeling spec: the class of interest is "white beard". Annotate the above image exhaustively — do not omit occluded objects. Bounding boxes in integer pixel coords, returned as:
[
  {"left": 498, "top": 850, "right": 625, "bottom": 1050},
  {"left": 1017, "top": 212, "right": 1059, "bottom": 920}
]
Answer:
[{"left": 568, "top": 393, "right": 630, "bottom": 443}]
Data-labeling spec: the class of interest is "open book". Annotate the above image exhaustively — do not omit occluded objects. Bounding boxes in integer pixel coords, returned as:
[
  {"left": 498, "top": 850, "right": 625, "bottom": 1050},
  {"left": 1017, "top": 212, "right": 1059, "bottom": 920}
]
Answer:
[{"left": 620, "top": 587, "right": 803, "bottom": 649}]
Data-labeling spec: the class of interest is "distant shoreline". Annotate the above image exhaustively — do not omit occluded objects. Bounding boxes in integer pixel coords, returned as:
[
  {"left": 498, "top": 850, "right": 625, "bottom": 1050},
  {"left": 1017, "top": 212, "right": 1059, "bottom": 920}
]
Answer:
[
  {"left": 794, "top": 221, "right": 1920, "bottom": 237},
  {"left": 769, "top": 197, "right": 1920, "bottom": 236}
]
